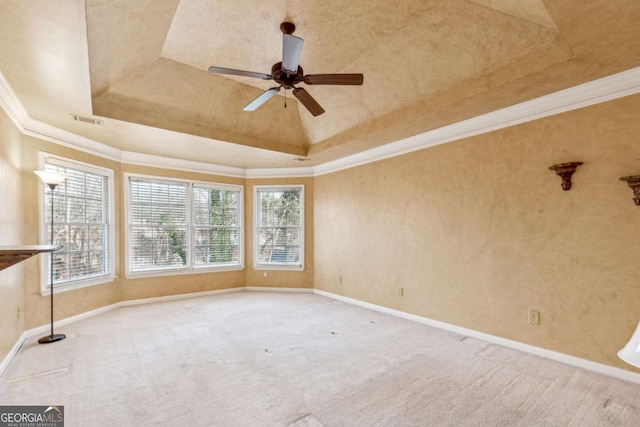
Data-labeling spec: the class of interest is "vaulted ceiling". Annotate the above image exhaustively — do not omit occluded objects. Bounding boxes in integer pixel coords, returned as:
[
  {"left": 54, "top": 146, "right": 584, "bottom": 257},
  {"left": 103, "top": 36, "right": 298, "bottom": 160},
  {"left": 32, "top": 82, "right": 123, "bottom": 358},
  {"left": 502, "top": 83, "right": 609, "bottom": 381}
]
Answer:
[{"left": 1, "top": 0, "right": 639, "bottom": 168}]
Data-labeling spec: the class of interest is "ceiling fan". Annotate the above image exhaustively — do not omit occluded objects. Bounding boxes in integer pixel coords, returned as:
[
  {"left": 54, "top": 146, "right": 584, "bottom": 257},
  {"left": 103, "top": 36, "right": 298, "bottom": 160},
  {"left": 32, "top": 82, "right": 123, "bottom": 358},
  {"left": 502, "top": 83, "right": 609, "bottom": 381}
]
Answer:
[{"left": 208, "top": 22, "right": 364, "bottom": 117}]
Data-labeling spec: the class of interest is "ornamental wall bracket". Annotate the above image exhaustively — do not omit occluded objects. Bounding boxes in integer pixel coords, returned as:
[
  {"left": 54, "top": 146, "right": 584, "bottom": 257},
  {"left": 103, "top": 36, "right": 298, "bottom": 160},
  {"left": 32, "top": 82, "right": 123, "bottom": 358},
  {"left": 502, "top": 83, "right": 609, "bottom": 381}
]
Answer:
[
  {"left": 549, "top": 162, "right": 583, "bottom": 191},
  {"left": 619, "top": 175, "right": 640, "bottom": 206}
]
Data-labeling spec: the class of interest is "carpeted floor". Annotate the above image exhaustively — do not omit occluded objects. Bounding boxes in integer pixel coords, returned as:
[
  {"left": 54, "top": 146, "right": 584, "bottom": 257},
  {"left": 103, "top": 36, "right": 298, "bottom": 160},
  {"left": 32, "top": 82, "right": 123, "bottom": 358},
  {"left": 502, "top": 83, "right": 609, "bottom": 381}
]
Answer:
[{"left": 2, "top": 292, "right": 640, "bottom": 426}]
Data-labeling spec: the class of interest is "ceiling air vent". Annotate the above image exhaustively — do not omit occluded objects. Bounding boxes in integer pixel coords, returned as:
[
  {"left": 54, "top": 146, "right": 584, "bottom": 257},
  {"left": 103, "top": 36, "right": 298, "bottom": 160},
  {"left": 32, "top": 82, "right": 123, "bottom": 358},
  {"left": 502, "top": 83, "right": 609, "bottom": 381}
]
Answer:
[{"left": 71, "top": 114, "right": 103, "bottom": 125}]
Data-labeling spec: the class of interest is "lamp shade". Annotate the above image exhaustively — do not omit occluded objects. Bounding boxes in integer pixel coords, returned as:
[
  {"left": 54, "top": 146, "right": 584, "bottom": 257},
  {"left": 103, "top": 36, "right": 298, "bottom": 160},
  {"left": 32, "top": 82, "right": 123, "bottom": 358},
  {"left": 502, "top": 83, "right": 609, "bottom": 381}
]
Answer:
[
  {"left": 618, "top": 320, "right": 640, "bottom": 368},
  {"left": 34, "top": 170, "right": 67, "bottom": 186}
]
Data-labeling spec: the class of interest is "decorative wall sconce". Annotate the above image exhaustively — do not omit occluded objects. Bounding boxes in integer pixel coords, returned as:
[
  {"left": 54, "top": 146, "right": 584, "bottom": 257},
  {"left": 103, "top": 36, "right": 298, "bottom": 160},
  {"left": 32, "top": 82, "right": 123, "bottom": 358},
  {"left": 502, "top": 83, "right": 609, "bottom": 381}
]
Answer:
[
  {"left": 619, "top": 175, "right": 640, "bottom": 206},
  {"left": 549, "top": 162, "right": 583, "bottom": 191}
]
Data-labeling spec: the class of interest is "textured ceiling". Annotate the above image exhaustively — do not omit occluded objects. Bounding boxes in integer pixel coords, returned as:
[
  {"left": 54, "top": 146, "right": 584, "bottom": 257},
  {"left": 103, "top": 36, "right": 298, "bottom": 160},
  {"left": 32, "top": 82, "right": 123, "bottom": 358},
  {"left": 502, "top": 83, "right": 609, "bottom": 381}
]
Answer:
[{"left": 0, "top": 0, "right": 639, "bottom": 168}]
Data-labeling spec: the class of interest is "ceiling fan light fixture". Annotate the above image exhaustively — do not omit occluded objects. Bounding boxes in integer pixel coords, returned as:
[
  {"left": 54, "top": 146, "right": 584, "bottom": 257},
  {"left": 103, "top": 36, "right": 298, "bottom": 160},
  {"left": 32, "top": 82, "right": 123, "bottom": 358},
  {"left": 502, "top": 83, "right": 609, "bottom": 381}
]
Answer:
[
  {"left": 208, "top": 22, "right": 363, "bottom": 117},
  {"left": 282, "top": 34, "right": 303, "bottom": 74}
]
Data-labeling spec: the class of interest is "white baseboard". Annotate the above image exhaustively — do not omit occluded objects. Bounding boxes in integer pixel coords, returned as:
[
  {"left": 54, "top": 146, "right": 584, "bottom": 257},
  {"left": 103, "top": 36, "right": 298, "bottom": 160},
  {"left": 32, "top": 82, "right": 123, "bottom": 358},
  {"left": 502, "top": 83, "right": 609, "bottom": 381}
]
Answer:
[
  {"left": 0, "top": 331, "right": 30, "bottom": 379},
  {"left": 313, "top": 289, "right": 640, "bottom": 385},
  {"left": 1, "top": 288, "right": 244, "bottom": 378},
  {"left": 6, "top": 286, "right": 636, "bottom": 385},
  {"left": 20, "top": 288, "right": 249, "bottom": 342},
  {"left": 0, "top": 286, "right": 309, "bottom": 378},
  {"left": 246, "top": 286, "right": 313, "bottom": 293},
  {"left": 120, "top": 287, "right": 246, "bottom": 307}
]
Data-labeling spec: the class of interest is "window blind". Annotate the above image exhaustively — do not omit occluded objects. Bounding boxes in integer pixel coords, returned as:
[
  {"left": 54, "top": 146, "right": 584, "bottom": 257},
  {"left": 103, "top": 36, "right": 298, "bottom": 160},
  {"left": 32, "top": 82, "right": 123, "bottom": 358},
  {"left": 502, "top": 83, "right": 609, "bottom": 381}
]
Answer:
[
  {"left": 44, "top": 162, "right": 111, "bottom": 285},
  {"left": 192, "top": 185, "right": 241, "bottom": 266},
  {"left": 255, "top": 187, "right": 303, "bottom": 266},
  {"left": 129, "top": 178, "right": 189, "bottom": 270},
  {"left": 127, "top": 176, "right": 243, "bottom": 274}
]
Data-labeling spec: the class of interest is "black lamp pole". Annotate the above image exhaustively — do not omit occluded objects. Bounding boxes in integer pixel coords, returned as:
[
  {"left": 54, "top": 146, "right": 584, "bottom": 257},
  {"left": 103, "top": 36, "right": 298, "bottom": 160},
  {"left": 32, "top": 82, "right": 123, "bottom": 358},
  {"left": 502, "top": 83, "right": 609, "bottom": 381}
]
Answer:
[{"left": 38, "top": 182, "right": 65, "bottom": 344}]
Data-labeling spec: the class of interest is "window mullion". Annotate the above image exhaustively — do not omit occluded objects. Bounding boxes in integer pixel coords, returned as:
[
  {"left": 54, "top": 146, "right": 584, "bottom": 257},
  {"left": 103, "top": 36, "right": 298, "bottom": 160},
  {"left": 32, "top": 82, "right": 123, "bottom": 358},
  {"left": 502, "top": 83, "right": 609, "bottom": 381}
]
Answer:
[{"left": 187, "top": 183, "right": 193, "bottom": 270}]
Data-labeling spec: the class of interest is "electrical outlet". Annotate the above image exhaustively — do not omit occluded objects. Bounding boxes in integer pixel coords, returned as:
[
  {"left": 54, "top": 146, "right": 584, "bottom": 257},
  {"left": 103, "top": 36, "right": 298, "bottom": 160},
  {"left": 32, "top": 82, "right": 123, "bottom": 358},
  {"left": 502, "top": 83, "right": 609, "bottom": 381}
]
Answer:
[
  {"left": 528, "top": 310, "right": 540, "bottom": 325},
  {"left": 398, "top": 287, "right": 404, "bottom": 297},
  {"left": 263, "top": 272, "right": 268, "bottom": 278},
  {"left": 339, "top": 275, "right": 343, "bottom": 284}
]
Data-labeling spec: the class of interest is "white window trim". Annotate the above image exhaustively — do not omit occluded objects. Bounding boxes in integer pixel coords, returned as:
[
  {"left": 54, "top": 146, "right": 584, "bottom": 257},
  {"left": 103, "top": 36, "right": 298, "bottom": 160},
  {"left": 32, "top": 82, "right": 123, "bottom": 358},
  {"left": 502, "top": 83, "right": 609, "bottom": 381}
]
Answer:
[
  {"left": 38, "top": 153, "right": 116, "bottom": 295},
  {"left": 124, "top": 173, "right": 245, "bottom": 279},
  {"left": 253, "top": 184, "right": 305, "bottom": 271}
]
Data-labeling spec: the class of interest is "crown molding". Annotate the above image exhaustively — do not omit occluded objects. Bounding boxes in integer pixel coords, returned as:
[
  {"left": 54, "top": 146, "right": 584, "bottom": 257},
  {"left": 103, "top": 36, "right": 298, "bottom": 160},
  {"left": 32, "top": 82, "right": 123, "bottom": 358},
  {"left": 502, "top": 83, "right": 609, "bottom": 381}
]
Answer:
[
  {"left": 0, "top": 71, "right": 29, "bottom": 132},
  {"left": 24, "top": 118, "right": 123, "bottom": 161},
  {"left": 2, "top": 67, "right": 640, "bottom": 178},
  {"left": 120, "top": 151, "right": 247, "bottom": 178},
  {"left": 313, "top": 66, "right": 640, "bottom": 176},
  {"left": 246, "top": 167, "right": 315, "bottom": 179},
  {"left": 0, "top": 71, "right": 123, "bottom": 161}
]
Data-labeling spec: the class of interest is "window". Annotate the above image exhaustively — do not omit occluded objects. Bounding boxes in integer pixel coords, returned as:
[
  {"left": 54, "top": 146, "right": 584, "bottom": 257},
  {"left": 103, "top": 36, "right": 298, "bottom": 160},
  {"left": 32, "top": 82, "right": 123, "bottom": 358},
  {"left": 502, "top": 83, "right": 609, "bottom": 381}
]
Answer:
[
  {"left": 128, "top": 178, "right": 188, "bottom": 270},
  {"left": 254, "top": 185, "right": 304, "bottom": 270},
  {"left": 192, "top": 184, "right": 241, "bottom": 266},
  {"left": 126, "top": 175, "right": 243, "bottom": 276},
  {"left": 40, "top": 155, "right": 114, "bottom": 292}
]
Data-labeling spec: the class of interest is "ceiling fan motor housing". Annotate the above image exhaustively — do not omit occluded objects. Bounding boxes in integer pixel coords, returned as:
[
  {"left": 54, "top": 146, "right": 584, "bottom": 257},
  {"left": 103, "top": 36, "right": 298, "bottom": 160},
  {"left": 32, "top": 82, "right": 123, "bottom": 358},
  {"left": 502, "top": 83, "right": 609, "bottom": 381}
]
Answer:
[{"left": 271, "top": 62, "right": 303, "bottom": 89}]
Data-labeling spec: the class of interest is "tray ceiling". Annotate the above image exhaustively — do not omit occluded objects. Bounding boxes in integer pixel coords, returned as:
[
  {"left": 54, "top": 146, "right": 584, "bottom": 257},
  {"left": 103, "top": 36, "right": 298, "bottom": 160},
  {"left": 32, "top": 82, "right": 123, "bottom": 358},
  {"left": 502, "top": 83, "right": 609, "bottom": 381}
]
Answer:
[{"left": 0, "top": 0, "right": 639, "bottom": 168}]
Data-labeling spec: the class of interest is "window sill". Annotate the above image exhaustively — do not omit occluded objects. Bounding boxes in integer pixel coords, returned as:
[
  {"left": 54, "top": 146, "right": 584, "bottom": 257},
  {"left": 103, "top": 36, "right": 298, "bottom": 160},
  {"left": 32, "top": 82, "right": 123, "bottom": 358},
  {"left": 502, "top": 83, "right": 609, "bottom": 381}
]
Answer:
[
  {"left": 125, "top": 264, "right": 245, "bottom": 280},
  {"left": 40, "top": 275, "right": 116, "bottom": 296},
  {"left": 253, "top": 264, "right": 305, "bottom": 272}
]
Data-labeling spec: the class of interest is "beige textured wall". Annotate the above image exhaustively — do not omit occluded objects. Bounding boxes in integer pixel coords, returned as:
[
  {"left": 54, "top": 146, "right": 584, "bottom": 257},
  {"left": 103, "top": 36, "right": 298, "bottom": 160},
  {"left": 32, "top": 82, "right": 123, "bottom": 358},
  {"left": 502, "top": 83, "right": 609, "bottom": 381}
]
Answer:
[
  {"left": 314, "top": 94, "right": 640, "bottom": 371},
  {"left": 0, "top": 109, "right": 26, "bottom": 360},
  {"left": 10, "top": 142, "right": 314, "bottom": 338},
  {"left": 10, "top": 90, "right": 639, "bottom": 374},
  {"left": 21, "top": 136, "right": 122, "bottom": 329},
  {"left": 245, "top": 178, "right": 314, "bottom": 288}
]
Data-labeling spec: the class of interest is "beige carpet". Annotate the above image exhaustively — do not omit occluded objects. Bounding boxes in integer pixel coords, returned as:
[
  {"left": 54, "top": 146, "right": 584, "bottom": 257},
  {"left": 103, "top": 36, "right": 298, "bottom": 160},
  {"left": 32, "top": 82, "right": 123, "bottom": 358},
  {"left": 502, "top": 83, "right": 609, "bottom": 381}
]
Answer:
[{"left": 2, "top": 292, "right": 640, "bottom": 426}]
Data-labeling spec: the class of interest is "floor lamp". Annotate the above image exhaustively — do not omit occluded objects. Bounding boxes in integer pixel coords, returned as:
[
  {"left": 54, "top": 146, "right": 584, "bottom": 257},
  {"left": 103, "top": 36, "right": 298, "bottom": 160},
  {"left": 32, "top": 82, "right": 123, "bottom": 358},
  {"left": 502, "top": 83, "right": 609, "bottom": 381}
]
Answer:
[{"left": 34, "top": 170, "right": 67, "bottom": 344}]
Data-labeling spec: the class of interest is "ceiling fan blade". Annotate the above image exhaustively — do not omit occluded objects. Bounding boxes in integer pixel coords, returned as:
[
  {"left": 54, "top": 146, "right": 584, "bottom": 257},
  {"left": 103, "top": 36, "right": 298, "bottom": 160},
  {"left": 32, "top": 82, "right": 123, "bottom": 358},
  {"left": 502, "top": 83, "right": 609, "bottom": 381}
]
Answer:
[
  {"left": 208, "top": 66, "right": 271, "bottom": 80},
  {"left": 292, "top": 88, "right": 325, "bottom": 116},
  {"left": 282, "top": 34, "right": 303, "bottom": 74},
  {"left": 243, "top": 87, "right": 281, "bottom": 111},
  {"left": 304, "top": 74, "right": 364, "bottom": 85}
]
